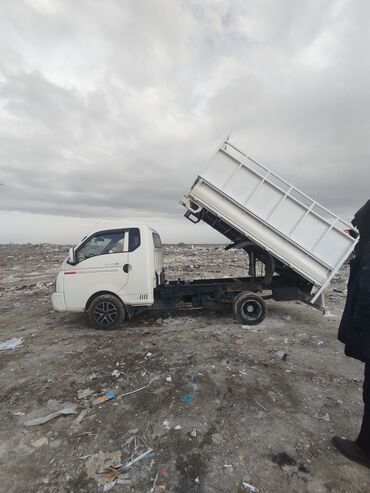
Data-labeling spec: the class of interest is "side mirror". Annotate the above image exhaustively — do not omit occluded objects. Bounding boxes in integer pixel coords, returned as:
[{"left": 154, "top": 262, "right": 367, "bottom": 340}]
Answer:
[{"left": 68, "top": 247, "right": 76, "bottom": 265}]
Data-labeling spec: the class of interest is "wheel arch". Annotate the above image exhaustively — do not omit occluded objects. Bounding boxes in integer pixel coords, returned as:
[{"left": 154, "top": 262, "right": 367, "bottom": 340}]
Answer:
[{"left": 85, "top": 291, "right": 124, "bottom": 311}]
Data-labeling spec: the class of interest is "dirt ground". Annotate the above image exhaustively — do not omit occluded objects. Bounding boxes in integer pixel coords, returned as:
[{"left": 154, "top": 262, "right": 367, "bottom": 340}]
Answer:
[{"left": 0, "top": 243, "right": 369, "bottom": 493}]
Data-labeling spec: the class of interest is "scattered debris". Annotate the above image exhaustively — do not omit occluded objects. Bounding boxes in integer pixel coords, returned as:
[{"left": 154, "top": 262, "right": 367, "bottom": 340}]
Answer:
[
  {"left": 188, "top": 372, "right": 198, "bottom": 383},
  {"left": 314, "top": 412, "right": 330, "bottom": 422},
  {"left": 275, "top": 350, "right": 287, "bottom": 359},
  {"left": 243, "top": 481, "right": 257, "bottom": 492},
  {"left": 180, "top": 394, "right": 193, "bottom": 403},
  {"left": 103, "top": 481, "right": 117, "bottom": 492},
  {"left": 24, "top": 403, "right": 78, "bottom": 426},
  {"left": 120, "top": 448, "right": 154, "bottom": 473},
  {"left": 255, "top": 400, "right": 268, "bottom": 412},
  {"left": 77, "top": 388, "right": 94, "bottom": 400},
  {"left": 74, "top": 409, "right": 88, "bottom": 424},
  {"left": 86, "top": 450, "right": 122, "bottom": 487},
  {"left": 150, "top": 472, "right": 159, "bottom": 493},
  {"left": 119, "top": 382, "right": 151, "bottom": 398},
  {"left": 272, "top": 451, "right": 297, "bottom": 467},
  {"left": 184, "top": 466, "right": 200, "bottom": 485},
  {"left": 122, "top": 436, "right": 135, "bottom": 449},
  {"left": 145, "top": 352, "right": 153, "bottom": 359},
  {"left": 31, "top": 437, "right": 48, "bottom": 448},
  {"left": 0, "top": 337, "right": 24, "bottom": 351},
  {"left": 122, "top": 428, "right": 140, "bottom": 450},
  {"left": 271, "top": 451, "right": 310, "bottom": 474},
  {"left": 175, "top": 424, "right": 182, "bottom": 430},
  {"left": 49, "top": 439, "right": 62, "bottom": 449},
  {"left": 112, "top": 369, "right": 121, "bottom": 378},
  {"left": 117, "top": 478, "right": 131, "bottom": 485},
  {"left": 126, "top": 427, "right": 139, "bottom": 435},
  {"left": 14, "top": 441, "right": 34, "bottom": 457},
  {"left": 78, "top": 432, "right": 94, "bottom": 438},
  {"left": 0, "top": 245, "right": 356, "bottom": 491},
  {"left": 242, "top": 325, "right": 259, "bottom": 331},
  {"left": 211, "top": 433, "right": 223, "bottom": 445},
  {"left": 92, "top": 391, "right": 116, "bottom": 406}
]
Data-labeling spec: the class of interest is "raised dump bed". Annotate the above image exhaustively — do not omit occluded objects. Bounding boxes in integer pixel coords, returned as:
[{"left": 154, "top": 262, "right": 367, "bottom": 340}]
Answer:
[{"left": 181, "top": 139, "right": 357, "bottom": 305}]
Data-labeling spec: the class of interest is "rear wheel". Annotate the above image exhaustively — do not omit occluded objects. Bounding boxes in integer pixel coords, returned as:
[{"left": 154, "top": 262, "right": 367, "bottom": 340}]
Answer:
[
  {"left": 88, "top": 294, "right": 125, "bottom": 330},
  {"left": 233, "top": 292, "right": 266, "bottom": 325}
]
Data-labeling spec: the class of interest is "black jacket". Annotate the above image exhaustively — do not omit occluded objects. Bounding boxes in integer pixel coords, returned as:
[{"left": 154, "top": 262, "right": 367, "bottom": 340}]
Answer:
[{"left": 338, "top": 200, "right": 370, "bottom": 363}]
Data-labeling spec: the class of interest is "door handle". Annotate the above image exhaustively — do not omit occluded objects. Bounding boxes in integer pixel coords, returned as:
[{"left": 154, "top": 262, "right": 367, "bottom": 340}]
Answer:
[{"left": 123, "top": 264, "right": 130, "bottom": 273}]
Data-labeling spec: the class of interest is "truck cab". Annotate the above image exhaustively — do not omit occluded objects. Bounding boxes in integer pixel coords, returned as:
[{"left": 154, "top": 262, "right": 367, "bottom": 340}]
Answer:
[{"left": 52, "top": 225, "right": 164, "bottom": 328}]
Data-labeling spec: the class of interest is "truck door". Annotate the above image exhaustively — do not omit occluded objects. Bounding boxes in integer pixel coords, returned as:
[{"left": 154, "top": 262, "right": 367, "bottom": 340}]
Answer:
[{"left": 64, "top": 229, "right": 130, "bottom": 311}]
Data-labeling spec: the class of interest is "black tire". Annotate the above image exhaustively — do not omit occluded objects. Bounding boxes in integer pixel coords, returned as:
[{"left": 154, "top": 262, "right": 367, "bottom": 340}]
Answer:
[
  {"left": 88, "top": 294, "right": 125, "bottom": 330},
  {"left": 233, "top": 292, "right": 266, "bottom": 325}
]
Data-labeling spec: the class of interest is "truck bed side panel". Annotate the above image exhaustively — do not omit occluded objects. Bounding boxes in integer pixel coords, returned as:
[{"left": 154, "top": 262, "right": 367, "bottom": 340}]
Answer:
[{"left": 182, "top": 141, "right": 357, "bottom": 301}]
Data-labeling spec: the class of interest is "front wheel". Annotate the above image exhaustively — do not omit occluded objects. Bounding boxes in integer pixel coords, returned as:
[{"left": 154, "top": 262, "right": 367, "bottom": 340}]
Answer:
[
  {"left": 88, "top": 294, "right": 125, "bottom": 330},
  {"left": 233, "top": 292, "right": 266, "bottom": 325}
]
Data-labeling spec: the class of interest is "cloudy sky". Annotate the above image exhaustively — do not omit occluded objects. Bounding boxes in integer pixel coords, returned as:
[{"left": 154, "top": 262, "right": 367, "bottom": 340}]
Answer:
[{"left": 0, "top": 0, "right": 369, "bottom": 244}]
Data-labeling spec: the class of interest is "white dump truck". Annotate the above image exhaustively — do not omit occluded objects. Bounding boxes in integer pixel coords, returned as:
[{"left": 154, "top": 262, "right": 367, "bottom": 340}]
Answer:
[{"left": 52, "top": 139, "right": 357, "bottom": 329}]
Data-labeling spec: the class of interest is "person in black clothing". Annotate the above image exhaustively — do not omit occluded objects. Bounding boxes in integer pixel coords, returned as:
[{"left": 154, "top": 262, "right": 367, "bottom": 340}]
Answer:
[{"left": 332, "top": 199, "right": 370, "bottom": 468}]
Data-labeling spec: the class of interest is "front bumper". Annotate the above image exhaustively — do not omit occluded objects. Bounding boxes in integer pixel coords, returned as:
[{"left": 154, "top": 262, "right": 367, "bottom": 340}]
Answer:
[{"left": 52, "top": 293, "right": 67, "bottom": 312}]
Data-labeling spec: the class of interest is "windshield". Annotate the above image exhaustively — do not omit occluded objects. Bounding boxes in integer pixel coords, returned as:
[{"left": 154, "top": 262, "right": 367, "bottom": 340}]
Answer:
[{"left": 76, "top": 231, "right": 125, "bottom": 262}]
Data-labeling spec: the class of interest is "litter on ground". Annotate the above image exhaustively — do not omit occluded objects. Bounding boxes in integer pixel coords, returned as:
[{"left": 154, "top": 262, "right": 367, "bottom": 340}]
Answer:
[
  {"left": 119, "top": 382, "right": 151, "bottom": 398},
  {"left": 1, "top": 243, "right": 367, "bottom": 492},
  {"left": 24, "top": 403, "right": 78, "bottom": 427},
  {"left": 0, "top": 337, "right": 24, "bottom": 351},
  {"left": 77, "top": 388, "right": 94, "bottom": 399},
  {"left": 92, "top": 391, "right": 116, "bottom": 406},
  {"left": 243, "top": 481, "right": 257, "bottom": 492},
  {"left": 86, "top": 450, "right": 122, "bottom": 487},
  {"left": 120, "top": 448, "right": 155, "bottom": 473},
  {"left": 180, "top": 394, "right": 193, "bottom": 403}
]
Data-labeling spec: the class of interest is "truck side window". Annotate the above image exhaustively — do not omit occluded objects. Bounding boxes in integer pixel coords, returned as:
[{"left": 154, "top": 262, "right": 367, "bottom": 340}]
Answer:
[
  {"left": 152, "top": 232, "right": 162, "bottom": 248},
  {"left": 76, "top": 231, "right": 125, "bottom": 262},
  {"left": 128, "top": 228, "right": 141, "bottom": 252}
]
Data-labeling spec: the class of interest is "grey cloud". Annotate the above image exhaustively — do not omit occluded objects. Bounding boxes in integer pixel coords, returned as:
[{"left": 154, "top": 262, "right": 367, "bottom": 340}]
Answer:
[{"left": 0, "top": 0, "right": 369, "bottom": 243}]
